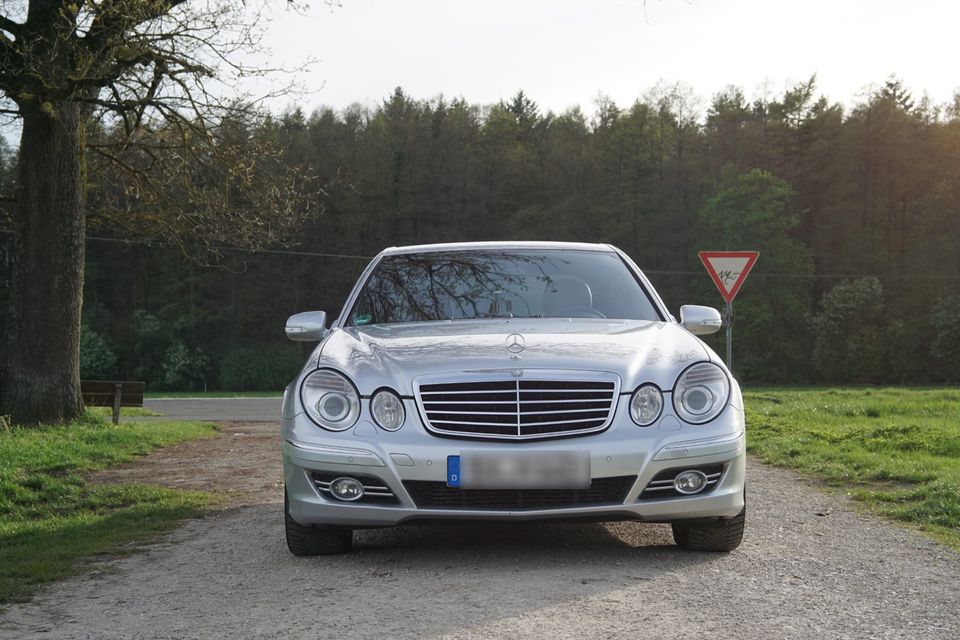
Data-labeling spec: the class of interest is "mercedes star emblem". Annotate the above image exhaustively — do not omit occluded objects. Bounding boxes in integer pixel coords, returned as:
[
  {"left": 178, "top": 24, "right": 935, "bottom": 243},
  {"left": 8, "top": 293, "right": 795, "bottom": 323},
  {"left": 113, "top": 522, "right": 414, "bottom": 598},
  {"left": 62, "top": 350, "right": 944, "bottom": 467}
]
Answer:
[{"left": 505, "top": 333, "right": 526, "bottom": 354}]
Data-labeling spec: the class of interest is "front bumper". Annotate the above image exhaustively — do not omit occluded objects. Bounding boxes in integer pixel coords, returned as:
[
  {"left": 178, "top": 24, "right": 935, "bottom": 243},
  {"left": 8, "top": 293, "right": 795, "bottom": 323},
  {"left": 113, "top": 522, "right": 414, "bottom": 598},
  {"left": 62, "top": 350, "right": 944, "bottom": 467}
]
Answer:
[{"left": 282, "top": 397, "right": 746, "bottom": 528}]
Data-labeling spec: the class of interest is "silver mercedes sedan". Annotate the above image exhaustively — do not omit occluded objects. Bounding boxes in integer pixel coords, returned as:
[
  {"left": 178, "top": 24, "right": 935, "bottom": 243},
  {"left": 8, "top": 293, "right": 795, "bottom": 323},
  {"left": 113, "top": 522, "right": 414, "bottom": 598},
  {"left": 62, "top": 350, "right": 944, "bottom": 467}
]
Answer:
[{"left": 281, "top": 242, "right": 746, "bottom": 554}]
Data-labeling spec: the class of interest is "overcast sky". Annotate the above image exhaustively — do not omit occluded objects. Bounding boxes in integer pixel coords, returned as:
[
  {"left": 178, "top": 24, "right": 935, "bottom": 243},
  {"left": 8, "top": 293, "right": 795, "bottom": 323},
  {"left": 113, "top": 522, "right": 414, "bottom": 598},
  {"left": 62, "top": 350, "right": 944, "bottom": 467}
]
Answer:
[
  {"left": 0, "top": 0, "right": 954, "bottom": 148},
  {"left": 254, "top": 0, "right": 957, "bottom": 116}
]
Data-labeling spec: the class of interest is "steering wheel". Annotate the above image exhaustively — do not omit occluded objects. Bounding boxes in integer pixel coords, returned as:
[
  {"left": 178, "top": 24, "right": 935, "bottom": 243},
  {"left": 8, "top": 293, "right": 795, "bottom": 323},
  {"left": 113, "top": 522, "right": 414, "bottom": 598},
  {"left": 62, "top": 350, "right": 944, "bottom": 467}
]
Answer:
[{"left": 553, "top": 307, "right": 607, "bottom": 319}]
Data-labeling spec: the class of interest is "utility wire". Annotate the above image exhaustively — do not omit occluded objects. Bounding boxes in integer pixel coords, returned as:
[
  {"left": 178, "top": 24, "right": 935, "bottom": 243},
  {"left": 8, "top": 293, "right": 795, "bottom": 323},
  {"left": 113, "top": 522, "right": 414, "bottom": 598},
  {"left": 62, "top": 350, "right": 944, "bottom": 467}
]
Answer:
[
  {"left": 1, "top": 228, "right": 958, "bottom": 279},
  {"left": 0, "top": 228, "right": 372, "bottom": 261}
]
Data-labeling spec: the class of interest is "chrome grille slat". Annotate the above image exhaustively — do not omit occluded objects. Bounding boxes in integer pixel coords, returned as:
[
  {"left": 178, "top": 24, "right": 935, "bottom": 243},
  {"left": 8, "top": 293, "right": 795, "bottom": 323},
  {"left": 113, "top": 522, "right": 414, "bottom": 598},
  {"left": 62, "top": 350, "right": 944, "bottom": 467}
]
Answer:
[
  {"left": 518, "top": 389, "right": 615, "bottom": 395},
  {"left": 431, "top": 418, "right": 536, "bottom": 427},
  {"left": 425, "top": 409, "right": 519, "bottom": 416},
  {"left": 644, "top": 479, "right": 719, "bottom": 492},
  {"left": 415, "top": 372, "right": 620, "bottom": 440},
  {"left": 421, "top": 389, "right": 521, "bottom": 396},
  {"left": 648, "top": 472, "right": 722, "bottom": 487},
  {"left": 430, "top": 416, "right": 607, "bottom": 428},
  {"left": 314, "top": 480, "right": 392, "bottom": 491},
  {"left": 519, "top": 416, "right": 608, "bottom": 427},
  {"left": 423, "top": 407, "right": 611, "bottom": 417},
  {"left": 521, "top": 407, "right": 613, "bottom": 416},
  {"left": 424, "top": 398, "right": 610, "bottom": 406}
]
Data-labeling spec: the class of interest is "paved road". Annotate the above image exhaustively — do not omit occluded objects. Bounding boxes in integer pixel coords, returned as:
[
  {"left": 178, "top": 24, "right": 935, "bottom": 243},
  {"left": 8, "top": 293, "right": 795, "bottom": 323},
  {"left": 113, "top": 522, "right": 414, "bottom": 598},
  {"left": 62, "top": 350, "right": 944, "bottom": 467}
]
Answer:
[
  {"left": 2, "top": 416, "right": 959, "bottom": 639},
  {"left": 142, "top": 397, "right": 282, "bottom": 422}
]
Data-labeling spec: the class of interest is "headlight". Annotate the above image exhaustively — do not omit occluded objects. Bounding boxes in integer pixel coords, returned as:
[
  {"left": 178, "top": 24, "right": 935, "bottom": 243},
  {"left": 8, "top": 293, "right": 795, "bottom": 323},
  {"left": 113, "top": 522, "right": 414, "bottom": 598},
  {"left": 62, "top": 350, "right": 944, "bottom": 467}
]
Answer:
[
  {"left": 673, "top": 362, "right": 729, "bottom": 424},
  {"left": 371, "top": 388, "right": 405, "bottom": 431},
  {"left": 301, "top": 369, "right": 360, "bottom": 431},
  {"left": 629, "top": 384, "right": 663, "bottom": 426}
]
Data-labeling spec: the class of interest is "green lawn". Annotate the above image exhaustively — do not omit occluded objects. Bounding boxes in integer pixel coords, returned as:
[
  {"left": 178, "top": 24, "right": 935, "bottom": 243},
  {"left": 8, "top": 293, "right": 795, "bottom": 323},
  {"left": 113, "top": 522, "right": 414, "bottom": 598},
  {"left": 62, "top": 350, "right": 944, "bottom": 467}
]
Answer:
[
  {"left": 0, "top": 413, "right": 218, "bottom": 603},
  {"left": 144, "top": 391, "right": 282, "bottom": 398},
  {"left": 744, "top": 387, "right": 960, "bottom": 549},
  {"left": 86, "top": 406, "right": 164, "bottom": 418}
]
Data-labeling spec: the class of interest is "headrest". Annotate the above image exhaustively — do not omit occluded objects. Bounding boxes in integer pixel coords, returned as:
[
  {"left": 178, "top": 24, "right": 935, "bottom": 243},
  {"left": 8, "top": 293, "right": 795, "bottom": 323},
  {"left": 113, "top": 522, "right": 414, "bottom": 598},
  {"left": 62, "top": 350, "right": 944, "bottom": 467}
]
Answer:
[{"left": 542, "top": 276, "right": 593, "bottom": 315}]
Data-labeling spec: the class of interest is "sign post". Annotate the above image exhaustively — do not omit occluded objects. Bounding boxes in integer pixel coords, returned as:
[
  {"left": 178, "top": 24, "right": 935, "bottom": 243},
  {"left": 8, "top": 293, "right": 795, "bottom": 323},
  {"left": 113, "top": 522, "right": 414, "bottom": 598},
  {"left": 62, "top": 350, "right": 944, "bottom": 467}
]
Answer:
[{"left": 698, "top": 251, "right": 760, "bottom": 371}]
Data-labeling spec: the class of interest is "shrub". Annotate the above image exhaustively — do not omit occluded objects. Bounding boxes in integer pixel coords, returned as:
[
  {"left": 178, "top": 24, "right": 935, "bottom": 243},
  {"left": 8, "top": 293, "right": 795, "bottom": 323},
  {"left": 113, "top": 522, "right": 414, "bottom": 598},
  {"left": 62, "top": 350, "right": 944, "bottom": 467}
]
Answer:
[
  {"left": 219, "top": 346, "right": 303, "bottom": 391},
  {"left": 79, "top": 327, "right": 118, "bottom": 380},
  {"left": 158, "top": 342, "right": 209, "bottom": 391},
  {"left": 130, "top": 310, "right": 167, "bottom": 385},
  {"left": 930, "top": 295, "right": 960, "bottom": 382},
  {"left": 812, "top": 278, "right": 902, "bottom": 383}
]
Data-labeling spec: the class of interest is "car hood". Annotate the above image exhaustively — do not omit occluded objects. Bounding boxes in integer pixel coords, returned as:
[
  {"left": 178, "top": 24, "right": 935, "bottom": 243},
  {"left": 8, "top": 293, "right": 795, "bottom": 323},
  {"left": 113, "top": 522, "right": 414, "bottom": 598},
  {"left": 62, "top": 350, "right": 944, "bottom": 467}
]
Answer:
[{"left": 314, "top": 319, "right": 713, "bottom": 395}]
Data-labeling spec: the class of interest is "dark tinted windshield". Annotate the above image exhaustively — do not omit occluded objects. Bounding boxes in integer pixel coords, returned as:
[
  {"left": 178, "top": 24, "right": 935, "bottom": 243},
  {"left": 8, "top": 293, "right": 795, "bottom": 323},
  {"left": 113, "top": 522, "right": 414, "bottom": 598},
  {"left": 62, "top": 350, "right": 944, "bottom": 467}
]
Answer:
[{"left": 348, "top": 249, "right": 662, "bottom": 325}]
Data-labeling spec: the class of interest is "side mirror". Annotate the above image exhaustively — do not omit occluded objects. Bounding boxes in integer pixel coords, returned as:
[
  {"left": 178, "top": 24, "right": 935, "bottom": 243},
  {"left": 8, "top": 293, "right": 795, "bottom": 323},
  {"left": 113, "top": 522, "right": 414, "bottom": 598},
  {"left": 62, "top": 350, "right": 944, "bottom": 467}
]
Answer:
[
  {"left": 679, "top": 305, "right": 723, "bottom": 336},
  {"left": 285, "top": 311, "right": 328, "bottom": 342}
]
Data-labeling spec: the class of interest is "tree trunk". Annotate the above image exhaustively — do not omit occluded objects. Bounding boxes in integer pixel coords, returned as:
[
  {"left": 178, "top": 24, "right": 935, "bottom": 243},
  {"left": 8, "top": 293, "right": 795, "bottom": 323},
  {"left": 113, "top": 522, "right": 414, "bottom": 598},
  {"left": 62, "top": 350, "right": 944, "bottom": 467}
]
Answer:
[{"left": 0, "top": 102, "right": 86, "bottom": 424}]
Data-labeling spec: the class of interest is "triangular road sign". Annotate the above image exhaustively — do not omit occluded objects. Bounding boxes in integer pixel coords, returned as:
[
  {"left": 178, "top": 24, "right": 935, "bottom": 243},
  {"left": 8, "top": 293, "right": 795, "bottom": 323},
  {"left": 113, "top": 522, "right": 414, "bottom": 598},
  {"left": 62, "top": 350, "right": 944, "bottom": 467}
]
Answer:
[{"left": 698, "top": 251, "right": 760, "bottom": 304}]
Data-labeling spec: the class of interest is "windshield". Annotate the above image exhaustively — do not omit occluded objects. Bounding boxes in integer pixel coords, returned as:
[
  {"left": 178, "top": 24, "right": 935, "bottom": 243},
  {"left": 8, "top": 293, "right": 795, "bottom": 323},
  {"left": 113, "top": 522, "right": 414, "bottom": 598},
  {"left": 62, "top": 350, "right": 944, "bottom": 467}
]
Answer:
[{"left": 347, "top": 249, "right": 662, "bottom": 326}]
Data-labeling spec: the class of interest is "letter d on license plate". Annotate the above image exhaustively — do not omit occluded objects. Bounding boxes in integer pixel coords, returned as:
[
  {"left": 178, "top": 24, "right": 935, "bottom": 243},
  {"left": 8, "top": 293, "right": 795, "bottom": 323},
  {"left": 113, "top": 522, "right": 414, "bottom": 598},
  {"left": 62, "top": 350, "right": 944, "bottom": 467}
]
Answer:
[{"left": 447, "top": 451, "right": 590, "bottom": 489}]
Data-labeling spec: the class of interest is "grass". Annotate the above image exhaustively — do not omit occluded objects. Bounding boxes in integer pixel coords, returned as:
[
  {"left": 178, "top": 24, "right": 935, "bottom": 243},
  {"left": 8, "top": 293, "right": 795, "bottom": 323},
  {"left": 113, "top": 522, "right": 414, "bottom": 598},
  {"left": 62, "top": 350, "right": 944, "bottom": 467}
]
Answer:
[
  {"left": 87, "top": 406, "right": 163, "bottom": 418},
  {"left": 744, "top": 387, "right": 960, "bottom": 549},
  {"left": 0, "top": 413, "right": 218, "bottom": 603},
  {"left": 144, "top": 391, "right": 282, "bottom": 398}
]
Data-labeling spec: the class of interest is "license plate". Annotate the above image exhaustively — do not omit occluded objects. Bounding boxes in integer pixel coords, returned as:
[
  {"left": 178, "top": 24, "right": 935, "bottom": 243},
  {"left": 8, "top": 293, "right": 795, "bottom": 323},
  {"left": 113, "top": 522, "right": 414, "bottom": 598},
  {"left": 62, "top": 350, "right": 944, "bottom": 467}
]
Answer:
[{"left": 447, "top": 451, "right": 590, "bottom": 489}]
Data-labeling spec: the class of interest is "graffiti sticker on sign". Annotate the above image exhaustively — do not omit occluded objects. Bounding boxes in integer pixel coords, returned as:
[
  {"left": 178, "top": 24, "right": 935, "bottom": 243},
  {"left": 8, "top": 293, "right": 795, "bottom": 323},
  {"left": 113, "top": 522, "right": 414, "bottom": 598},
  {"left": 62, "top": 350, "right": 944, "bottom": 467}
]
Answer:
[{"left": 698, "top": 251, "right": 760, "bottom": 304}]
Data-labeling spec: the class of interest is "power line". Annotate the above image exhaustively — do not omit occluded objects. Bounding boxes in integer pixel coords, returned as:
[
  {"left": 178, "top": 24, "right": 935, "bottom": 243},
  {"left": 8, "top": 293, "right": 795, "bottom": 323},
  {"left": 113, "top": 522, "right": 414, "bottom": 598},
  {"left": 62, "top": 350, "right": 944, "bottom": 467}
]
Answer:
[
  {"left": 644, "top": 268, "right": 960, "bottom": 280},
  {"left": 0, "top": 228, "right": 373, "bottom": 261},
  {"left": 1, "top": 228, "right": 958, "bottom": 279},
  {"left": 88, "top": 233, "right": 374, "bottom": 260}
]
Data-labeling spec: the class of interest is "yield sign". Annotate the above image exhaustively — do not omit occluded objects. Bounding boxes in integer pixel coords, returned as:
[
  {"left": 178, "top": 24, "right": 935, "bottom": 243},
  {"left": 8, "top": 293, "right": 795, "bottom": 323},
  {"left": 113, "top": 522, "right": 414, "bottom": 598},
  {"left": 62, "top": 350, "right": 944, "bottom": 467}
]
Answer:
[{"left": 698, "top": 251, "right": 760, "bottom": 304}]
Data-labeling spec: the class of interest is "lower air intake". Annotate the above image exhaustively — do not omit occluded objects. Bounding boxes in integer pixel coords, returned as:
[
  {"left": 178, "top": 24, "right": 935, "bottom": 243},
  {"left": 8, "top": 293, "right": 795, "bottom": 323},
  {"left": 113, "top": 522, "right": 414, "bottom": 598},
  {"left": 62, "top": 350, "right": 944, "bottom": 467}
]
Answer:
[{"left": 403, "top": 476, "right": 636, "bottom": 510}]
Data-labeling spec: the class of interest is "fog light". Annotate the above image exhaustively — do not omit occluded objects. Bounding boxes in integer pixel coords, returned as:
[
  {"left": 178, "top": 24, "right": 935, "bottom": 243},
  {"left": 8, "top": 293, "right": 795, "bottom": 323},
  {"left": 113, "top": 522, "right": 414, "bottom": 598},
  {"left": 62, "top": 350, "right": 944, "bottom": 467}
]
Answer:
[
  {"left": 329, "top": 477, "right": 364, "bottom": 501},
  {"left": 673, "top": 470, "right": 708, "bottom": 495}
]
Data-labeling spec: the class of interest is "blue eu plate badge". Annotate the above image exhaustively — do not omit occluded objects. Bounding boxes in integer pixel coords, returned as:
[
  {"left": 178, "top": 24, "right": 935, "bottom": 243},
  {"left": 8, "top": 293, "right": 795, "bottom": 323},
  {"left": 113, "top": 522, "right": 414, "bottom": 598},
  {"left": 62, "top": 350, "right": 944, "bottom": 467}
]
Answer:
[{"left": 447, "top": 456, "right": 461, "bottom": 487}]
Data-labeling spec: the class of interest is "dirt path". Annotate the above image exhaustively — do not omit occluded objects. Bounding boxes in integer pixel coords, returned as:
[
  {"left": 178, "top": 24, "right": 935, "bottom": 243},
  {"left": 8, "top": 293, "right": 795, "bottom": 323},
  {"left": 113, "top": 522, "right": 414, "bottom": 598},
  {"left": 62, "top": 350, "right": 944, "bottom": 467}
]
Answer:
[
  {"left": 2, "top": 421, "right": 959, "bottom": 639},
  {"left": 92, "top": 421, "right": 283, "bottom": 505}
]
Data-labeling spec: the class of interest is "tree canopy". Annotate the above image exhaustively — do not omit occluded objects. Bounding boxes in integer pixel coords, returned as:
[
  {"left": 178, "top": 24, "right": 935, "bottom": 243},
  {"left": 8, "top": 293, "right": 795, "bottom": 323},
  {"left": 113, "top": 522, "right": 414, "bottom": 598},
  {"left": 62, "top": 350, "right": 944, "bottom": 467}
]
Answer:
[
  {"left": 0, "top": 0, "right": 318, "bottom": 424},
  {"left": 1, "top": 78, "right": 950, "bottom": 391}
]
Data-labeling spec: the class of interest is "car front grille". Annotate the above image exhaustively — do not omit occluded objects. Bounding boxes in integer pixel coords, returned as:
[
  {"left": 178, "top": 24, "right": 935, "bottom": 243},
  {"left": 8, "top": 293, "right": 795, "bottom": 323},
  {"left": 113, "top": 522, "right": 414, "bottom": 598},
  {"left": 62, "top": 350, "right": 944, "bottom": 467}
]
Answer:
[
  {"left": 415, "top": 373, "right": 620, "bottom": 440},
  {"left": 403, "top": 476, "right": 636, "bottom": 510}
]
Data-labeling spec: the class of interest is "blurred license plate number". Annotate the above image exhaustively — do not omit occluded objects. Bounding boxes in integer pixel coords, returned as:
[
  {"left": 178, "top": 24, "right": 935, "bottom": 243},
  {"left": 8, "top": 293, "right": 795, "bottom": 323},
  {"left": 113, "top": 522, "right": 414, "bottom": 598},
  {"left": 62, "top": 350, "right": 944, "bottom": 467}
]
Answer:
[{"left": 447, "top": 452, "right": 590, "bottom": 489}]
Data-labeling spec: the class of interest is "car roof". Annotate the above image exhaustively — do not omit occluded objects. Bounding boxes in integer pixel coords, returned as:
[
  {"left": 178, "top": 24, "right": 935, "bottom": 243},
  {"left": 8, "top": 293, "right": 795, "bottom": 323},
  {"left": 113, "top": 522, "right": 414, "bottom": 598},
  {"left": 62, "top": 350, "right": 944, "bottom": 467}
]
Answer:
[{"left": 381, "top": 241, "right": 616, "bottom": 256}]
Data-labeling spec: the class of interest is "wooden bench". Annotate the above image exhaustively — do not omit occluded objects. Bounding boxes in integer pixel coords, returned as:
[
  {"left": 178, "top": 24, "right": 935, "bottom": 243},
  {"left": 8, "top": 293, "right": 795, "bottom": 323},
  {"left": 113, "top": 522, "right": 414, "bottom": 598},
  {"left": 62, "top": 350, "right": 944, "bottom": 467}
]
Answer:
[{"left": 81, "top": 380, "right": 146, "bottom": 424}]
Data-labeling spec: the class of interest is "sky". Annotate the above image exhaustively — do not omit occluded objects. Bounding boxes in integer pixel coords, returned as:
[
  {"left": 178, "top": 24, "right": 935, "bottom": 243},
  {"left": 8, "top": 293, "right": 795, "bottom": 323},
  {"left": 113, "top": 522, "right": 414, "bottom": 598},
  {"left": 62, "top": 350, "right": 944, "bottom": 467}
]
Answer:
[
  {"left": 0, "top": 0, "right": 956, "bottom": 147},
  {"left": 250, "top": 0, "right": 958, "bottom": 117}
]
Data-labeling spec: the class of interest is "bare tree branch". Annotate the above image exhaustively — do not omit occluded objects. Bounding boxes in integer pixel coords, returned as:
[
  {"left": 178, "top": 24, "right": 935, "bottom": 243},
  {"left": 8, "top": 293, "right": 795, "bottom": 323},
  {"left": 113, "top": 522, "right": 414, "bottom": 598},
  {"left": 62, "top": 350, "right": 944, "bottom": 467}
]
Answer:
[{"left": 0, "top": 12, "right": 23, "bottom": 37}]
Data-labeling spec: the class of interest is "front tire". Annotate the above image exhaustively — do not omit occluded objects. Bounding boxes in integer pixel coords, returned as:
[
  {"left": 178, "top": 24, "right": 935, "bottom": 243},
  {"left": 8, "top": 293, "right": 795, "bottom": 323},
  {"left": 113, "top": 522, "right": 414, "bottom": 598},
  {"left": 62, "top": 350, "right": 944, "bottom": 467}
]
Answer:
[
  {"left": 284, "top": 490, "right": 353, "bottom": 556},
  {"left": 672, "top": 491, "right": 746, "bottom": 552}
]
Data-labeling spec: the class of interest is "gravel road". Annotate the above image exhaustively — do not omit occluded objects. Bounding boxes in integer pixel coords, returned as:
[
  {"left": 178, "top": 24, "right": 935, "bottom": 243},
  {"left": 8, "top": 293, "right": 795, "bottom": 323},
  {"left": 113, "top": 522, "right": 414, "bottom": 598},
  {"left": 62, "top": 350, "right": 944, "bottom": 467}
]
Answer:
[{"left": 2, "top": 413, "right": 959, "bottom": 639}]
